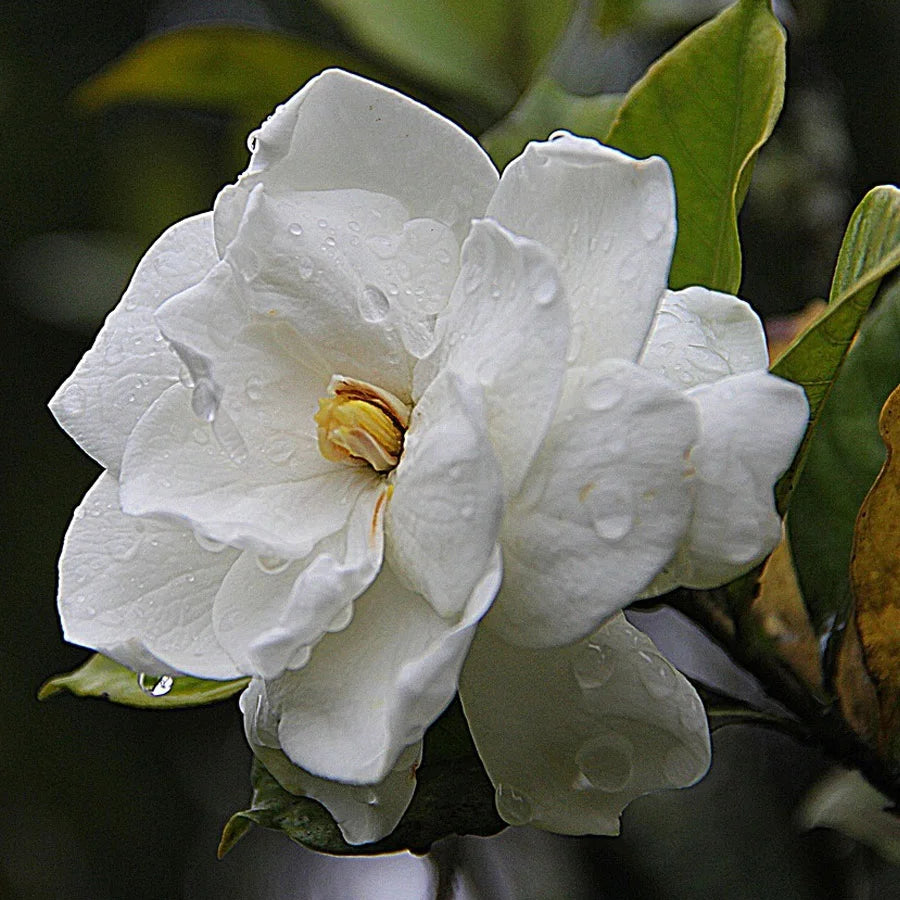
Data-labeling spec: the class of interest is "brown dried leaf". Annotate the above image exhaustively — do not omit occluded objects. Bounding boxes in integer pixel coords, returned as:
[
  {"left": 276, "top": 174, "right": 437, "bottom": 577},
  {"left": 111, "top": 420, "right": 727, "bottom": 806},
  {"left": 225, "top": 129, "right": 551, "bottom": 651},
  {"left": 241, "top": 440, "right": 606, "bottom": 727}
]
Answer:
[
  {"left": 850, "top": 383, "right": 900, "bottom": 759},
  {"left": 752, "top": 533, "right": 822, "bottom": 690}
]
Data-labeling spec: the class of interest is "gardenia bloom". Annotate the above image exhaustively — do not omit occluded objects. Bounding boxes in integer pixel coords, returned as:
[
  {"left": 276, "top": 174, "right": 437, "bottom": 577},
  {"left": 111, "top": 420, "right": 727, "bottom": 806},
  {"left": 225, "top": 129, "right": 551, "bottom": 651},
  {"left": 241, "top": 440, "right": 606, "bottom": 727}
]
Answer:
[{"left": 51, "top": 70, "right": 808, "bottom": 844}]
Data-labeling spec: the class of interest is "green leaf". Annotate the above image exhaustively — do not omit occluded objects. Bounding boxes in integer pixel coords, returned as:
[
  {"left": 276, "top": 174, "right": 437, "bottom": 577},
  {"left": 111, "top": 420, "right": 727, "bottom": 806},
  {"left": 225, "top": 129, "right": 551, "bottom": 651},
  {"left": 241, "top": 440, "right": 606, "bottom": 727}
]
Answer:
[
  {"left": 39, "top": 653, "right": 249, "bottom": 708},
  {"left": 773, "top": 186, "right": 900, "bottom": 511},
  {"left": 220, "top": 699, "right": 503, "bottom": 856},
  {"left": 315, "top": 0, "right": 574, "bottom": 113},
  {"left": 605, "top": 0, "right": 785, "bottom": 294},
  {"left": 74, "top": 25, "right": 374, "bottom": 118},
  {"left": 480, "top": 79, "right": 624, "bottom": 170},
  {"left": 788, "top": 278, "right": 900, "bottom": 636}
]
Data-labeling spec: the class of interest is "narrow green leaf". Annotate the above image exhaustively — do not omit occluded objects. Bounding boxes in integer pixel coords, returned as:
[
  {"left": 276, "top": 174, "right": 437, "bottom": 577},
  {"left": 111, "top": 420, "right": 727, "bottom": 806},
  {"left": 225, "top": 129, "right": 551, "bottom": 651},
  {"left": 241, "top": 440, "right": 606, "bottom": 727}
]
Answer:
[
  {"left": 39, "top": 653, "right": 248, "bottom": 708},
  {"left": 788, "top": 278, "right": 900, "bottom": 635},
  {"left": 74, "top": 25, "right": 374, "bottom": 118},
  {"left": 773, "top": 186, "right": 900, "bottom": 511},
  {"left": 480, "top": 79, "right": 623, "bottom": 170},
  {"left": 315, "top": 0, "right": 573, "bottom": 113},
  {"left": 220, "top": 699, "right": 503, "bottom": 856},
  {"left": 606, "top": 0, "right": 785, "bottom": 293}
]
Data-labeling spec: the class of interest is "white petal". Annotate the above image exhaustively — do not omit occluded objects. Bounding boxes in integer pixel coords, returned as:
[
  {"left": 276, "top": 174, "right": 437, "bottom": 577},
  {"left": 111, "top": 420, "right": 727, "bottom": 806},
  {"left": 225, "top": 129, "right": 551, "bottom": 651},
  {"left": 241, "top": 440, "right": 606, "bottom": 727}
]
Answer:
[
  {"left": 414, "top": 218, "right": 569, "bottom": 496},
  {"left": 119, "top": 382, "right": 375, "bottom": 558},
  {"left": 486, "top": 134, "right": 675, "bottom": 366},
  {"left": 259, "top": 554, "right": 501, "bottom": 784},
  {"left": 213, "top": 480, "right": 387, "bottom": 679},
  {"left": 217, "top": 185, "right": 459, "bottom": 398},
  {"left": 639, "top": 286, "right": 769, "bottom": 389},
  {"left": 49, "top": 213, "right": 216, "bottom": 473},
  {"left": 459, "top": 614, "right": 710, "bottom": 835},
  {"left": 386, "top": 370, "right": 503, "bottom": 619},
  {"left": 657, "top": 370, "right": 809, "bottom": 588},
  {"left": 58, "top": 473, "right": 240, "bottom": 679},
  {"left": 487, "top": 359, "right": 697, "bottom": 648},
  {"left": 241, "top": 679, "right": 421, "bottom": 845},
  {"left": 215, "top": 69, "right": 497, "bottom": 252}
]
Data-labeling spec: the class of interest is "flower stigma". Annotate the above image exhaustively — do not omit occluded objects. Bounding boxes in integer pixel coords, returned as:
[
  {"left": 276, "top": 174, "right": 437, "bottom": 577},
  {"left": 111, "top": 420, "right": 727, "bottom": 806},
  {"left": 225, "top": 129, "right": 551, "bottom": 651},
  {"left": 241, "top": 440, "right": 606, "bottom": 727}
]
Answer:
[{"left": 314, "top": 375, "right": 411, "bottom": 472}]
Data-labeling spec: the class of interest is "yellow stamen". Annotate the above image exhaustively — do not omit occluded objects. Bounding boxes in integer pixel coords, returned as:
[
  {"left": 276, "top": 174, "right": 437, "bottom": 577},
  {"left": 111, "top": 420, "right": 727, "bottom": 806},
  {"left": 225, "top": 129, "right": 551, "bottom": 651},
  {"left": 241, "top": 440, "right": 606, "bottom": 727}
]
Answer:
[{"left": 315, "top": 376, "right": 410, "bottom": 472}]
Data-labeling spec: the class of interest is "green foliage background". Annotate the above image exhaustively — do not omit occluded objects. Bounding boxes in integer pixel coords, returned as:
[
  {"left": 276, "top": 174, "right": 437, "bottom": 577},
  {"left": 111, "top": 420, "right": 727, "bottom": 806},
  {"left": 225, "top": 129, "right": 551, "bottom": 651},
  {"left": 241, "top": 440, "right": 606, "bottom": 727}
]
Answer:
[{"left": 1, "top": 1, "right": 898, "bottom": 897}]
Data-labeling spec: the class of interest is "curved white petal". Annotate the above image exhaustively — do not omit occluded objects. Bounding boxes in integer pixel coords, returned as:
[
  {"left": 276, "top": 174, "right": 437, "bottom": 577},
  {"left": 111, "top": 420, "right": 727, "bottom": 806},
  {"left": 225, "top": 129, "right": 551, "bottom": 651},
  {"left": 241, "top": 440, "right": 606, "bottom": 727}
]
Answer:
[
  {"left": 49, "top": 213, "right": 216, "bottom": 473},
  {"left": 386, "top": 370, "right": 503, "bottom": 619},
  {"left": 213, "top": 480, "right": 387, "bottom": 679},
  {"left": 241, "top": 679, "right": 421, "bottom": 845},
  {"left": 486, "top": 133, "right": 675, "bottom": 367},
  {"left": 414, "top": 218, "right": 569, "bottom": 497},
  {"left": 119, "top": 382, "right": 375, "bottom": 558},
  {"left": 487, "top": 359, "right": 697, "bottom": 648},
  {"left": 215, "top": 69, "right": 498, "bottom": 253},
  {"left": 639, "top": 286, "right": 769, "bottom": 389},
  {"left": 58, "top": 473, "right": 240, "bottom": 679},
  {"left": 258, "top": 554, "right": 501, "bottom": 784},
  {"left": 460, "top": 614, "right": 711, "bottom": 835},
  {"left": 655, "top": 370, "right": 809, "bottom": 589}
]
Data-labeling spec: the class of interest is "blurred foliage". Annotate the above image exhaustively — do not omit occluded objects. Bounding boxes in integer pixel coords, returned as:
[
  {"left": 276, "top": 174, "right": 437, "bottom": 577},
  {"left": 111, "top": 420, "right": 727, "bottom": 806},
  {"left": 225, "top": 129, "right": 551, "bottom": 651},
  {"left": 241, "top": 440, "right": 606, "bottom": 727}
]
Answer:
[
  {"left": 773, "top": 186, "right": 900, "bottom": 511},
  {"left": 2, "top": 0, "right": 900, "bottom": 895}
]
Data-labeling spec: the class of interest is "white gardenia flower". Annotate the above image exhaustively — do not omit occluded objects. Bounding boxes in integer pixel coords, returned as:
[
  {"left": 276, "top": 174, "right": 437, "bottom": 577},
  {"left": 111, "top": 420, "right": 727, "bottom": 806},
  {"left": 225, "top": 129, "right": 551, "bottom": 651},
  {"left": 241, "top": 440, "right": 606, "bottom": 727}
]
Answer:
[{"left": 51, "top": 70, "right": 808, "bottom": 844}]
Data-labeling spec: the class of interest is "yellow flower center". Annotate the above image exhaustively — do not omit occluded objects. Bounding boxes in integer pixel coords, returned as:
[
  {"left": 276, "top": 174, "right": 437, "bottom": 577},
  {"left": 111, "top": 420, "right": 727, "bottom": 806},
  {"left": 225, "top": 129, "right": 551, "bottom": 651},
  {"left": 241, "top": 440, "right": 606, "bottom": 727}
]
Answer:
[{"left": 315, "top": 376, "right": 411, "bottom": 472}]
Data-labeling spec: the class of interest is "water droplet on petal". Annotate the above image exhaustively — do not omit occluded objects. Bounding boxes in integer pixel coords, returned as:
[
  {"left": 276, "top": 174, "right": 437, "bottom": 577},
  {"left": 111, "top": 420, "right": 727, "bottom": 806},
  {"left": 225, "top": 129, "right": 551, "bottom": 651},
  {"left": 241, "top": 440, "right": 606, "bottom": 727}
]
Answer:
[
  {"left": 586, "top": 376, "right": 623, "bottom": 411},
  {"left": 191, "top": 378, "right": 221, "bottom": 422},
  {"left": 194, "top": 532, "right": 228, "bottom": 553},
  {"left": 138, "top": 672, "right": 174, "bottom": 697},
  {"left": 495, "top": 783, "right": 533, "bottom": 825},
  {"left": 639, "top": 656, "right": 678, "bottom": 699},
  {"left": 57, "top": 384, "right": 86, "bottom": 417},
  {"left": 348, "top": 220, "right": 361, "bottom": 233},
  {"left": 245, "top": 375, "right": 263, "bottom": 401},
  {"left": 572, "top": 641, "right": 615, "bottom": 689},
  {"left": 593, "top": 508, "right": 633, "bottom": 542},
  {"left": 255, "top": 554, "right": 291, "bottom": 575},
  {"left": 533, "top": 276, "right": 558, "bottom": 306},
  {"left": 298, "top": 257, "right": 315, "bottom": 280},
  {"left": 663, "top": 744, "right": 701, "bottom": 786},
  {"left": 288, "top": 222, "right": 304, "bottom": 236},
  {"left": 576, "top": 733, "right": 633, "bottom": 792},
  {"left": 317, "top": 218, "right": 328, "bottom": 229},
  {"left": 358, "top": 285, "right": 391, "bottom": 323}
]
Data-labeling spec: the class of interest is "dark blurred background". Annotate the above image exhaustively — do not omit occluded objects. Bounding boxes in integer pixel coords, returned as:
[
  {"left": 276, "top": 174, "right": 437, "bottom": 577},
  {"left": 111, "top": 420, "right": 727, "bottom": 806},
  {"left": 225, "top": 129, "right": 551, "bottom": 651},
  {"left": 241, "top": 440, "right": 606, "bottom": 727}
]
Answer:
[{"left": 1, "top": 1, "right": 898, "bottom": 897}]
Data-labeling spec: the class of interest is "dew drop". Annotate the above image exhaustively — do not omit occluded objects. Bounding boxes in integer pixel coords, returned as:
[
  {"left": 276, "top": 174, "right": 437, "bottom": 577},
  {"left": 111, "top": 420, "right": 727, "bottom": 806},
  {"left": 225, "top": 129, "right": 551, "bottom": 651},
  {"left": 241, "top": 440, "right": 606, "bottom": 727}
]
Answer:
[
  {"left": 663, "top": 745, "right": 700, "bottom": 786},
  {"left": 255, "top": 554, "right": 291, "bottom": 575},
  {"left": 348, "top": 220, "right": 361, "bottom": 233},
  {"left": 593, "top": 509, "right": 633, "bottom": 543},
  {"left": 178, "top": 364, "right": 195, "bottom": 388},
  {"left": 575, "top": 733, "right": 633, "bottom": 792},
  {"left": 358, "top": 285, "right": 391, "bottom": 323},
  {"left": 194, "top": 532, "right": 228, "bottom": 553},
  {"left": 288, "top": 222, "right": 304, "bottom": 236},
  {"left": 138, "top": 672, "right": 174, "bottom": 697},
  {"left": 572, "top": 641, "right": 615, "bottom": 689},
  {"left": 639, "top": 656, "right": 678, "bottom": 699},
  {"left": 317, "top": 218, "right": 328, "bottom": 229},
  {"left": 367, "top": 234, "right": 396, "bottom": 259},
  {"left": 57, "top": 384, "right": 86, "bottom": 417},
  {"left": 191, "top": 378, "right": 221, "bottom": 422},
  {"left": 586, "top": 377, "right": 623, "bottom": 411},
  {"left": 245, "top": 375, "right": 263, "bottom": 401},
  {"left": 495, "top": 783, "right": 533, "bottom": 825},
  {"left": 533, "top": 276, "right": 557, "bottom": 306},
  {"left": 326, "top": 603, "right": 354, "bottom": 633},
  {"left": 323, "top": 235, "right": 336, "bottom": 248},
  {"left": 298, "top": 257, "right": 314, "bottom": 280}
]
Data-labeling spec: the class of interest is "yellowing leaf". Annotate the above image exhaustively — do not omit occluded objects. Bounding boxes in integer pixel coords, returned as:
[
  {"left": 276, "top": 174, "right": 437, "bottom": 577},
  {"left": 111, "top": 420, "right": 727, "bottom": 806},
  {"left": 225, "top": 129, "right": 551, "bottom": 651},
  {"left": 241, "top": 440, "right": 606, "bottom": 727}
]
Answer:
[{"left": 851, "top": 383, "right": 900, "bottom": 758}]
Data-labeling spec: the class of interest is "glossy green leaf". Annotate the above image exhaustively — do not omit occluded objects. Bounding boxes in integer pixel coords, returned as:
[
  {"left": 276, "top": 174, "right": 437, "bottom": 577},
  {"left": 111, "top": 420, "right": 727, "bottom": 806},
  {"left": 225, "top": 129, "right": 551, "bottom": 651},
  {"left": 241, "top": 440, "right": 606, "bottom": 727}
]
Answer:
[
  {"left": 39, "top": 653, "right": 249, "bottom": 708},
  {"left": 480, "top": 79, "right": 623, "bottom": 170},
  {"left": 788, "top": 279, "right": 900, "bottom": 635},
  {"left": 219, "top": 699, "right": 503, "bottom": 856},
  {"left": 773, "top": 186, "right": 900, "bottom": 511},
  {"left": 315, "top": 0, "right": 573, "bottom": 113},
  {"left": 74, "top": 25, "right": 373, "bottom": 118},
  {"left": 606, "top": 0, "right": 785, "bottom": 293}
]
